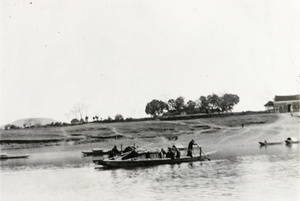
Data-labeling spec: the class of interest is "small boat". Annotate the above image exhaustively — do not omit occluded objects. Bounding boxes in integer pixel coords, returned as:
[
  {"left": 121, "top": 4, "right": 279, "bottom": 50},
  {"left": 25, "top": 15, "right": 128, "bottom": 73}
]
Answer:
[
  {"left": 93, "top": 155, "right": 209, "bottom": 168},
  {"left": 0, "top": 153, "right": 29, "bottom": 160},
  {"left": 82, "top": 151, "right": 96, "bottom": 156},
  {"left": 285, "top": 137, "right": 299, "bottom": 145},
  {"left": 82, "top": 149, "right": 111, "bottom": 156},
  {"left": 259, "top": 141, "right": 283, "bottom": 146}
]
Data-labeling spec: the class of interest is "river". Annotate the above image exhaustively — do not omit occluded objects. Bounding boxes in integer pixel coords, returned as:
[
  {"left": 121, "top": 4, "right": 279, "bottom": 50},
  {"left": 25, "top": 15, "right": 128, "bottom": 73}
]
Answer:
[
  {"left": 1, "top": 114, "right": 299, "bottom": 201},
  {"left": 0, "top": 143, "right": 299, "bottom": 201}
]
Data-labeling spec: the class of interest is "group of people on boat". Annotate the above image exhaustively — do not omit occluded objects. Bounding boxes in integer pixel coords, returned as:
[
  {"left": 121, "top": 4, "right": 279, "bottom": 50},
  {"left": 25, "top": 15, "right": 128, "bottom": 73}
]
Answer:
[
  {"left": 158, "top": 145, "right": 181, "bottom": 159},
  {"left": 157, "top": 139, "right": 199, "bottom": 159},
  {"left": 108, "top": 139, "right": 200, "bottom": 160}
]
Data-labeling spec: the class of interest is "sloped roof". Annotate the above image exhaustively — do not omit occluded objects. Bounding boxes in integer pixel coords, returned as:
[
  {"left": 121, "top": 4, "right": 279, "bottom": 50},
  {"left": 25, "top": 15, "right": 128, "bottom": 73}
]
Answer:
[
  {"left": 274, "top": 95, "right": 300, "bottom": 102},
  {"left": 264, "top": 101, "right": 274, "bottom": 107}
]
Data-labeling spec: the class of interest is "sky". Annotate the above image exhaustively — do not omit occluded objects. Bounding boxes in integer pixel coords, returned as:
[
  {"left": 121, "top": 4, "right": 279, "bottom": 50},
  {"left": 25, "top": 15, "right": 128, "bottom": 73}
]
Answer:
[{"left": 1, "top": 0, "right": 299, "bottom": 125}]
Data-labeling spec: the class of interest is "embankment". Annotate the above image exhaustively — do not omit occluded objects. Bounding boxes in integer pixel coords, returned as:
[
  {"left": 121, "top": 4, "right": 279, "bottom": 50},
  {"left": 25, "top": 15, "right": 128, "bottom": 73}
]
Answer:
[{"left": 1, "top": 113, "right": 294, "bottom": 151}]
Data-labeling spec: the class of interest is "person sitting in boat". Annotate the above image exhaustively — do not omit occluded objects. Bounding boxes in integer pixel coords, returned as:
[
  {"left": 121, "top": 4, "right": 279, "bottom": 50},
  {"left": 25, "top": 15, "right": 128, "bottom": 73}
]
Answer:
[
  {"left": 166, "top": 147, "right": 175, "bottom": 160},
  {"left": 187, "top": 139, "right": 197, "bottom": 158},
  {"left": 146, "top": 151, "right": 151, "bottom": 159},
  {"left": 172, "top": 145, "right": 181, "bottom": 159},
  {"left": 158, "top": 148, "right": 166, "bottom": 158},
  {"left": 109, "top": 145, "right": 120, "bottom": 158}
]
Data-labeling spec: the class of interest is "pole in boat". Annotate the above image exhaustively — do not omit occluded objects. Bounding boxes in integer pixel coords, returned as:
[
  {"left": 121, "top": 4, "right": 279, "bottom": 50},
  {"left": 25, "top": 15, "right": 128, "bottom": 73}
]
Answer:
[{"left": 196, "top": 144, "right": 210, "bottom": 161}]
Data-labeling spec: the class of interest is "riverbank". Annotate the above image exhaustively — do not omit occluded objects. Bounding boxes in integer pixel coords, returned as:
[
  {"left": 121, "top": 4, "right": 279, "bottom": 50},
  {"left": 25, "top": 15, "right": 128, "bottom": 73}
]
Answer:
[
  {"left": 0, "top": 113, "right": 299, "bottom": 171},
  {"left": 1, "top": 113, "right": 296, "bottom": 151}
]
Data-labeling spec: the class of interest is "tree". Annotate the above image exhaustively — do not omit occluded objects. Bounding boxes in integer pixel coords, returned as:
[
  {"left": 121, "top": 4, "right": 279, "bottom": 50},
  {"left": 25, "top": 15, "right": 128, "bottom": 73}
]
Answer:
[
  {"left": 167, "top": 99, "right": 176, "bottom": 111},
  {"left": 85, "top": 116, "right": 89, "bottom": 122},
  {"left": 4, "top": 124, "right": 11, "bottom": 130},
  {"left": 220, "top": 93, "right": 240, "bottom": 112},
  {"left": 10, "top": 124, "right": 20, "bottom": 129},
  {"left": 145, "top": 99, "right": 168, "bottom": 117},
  {"left": 115, "top": 114, "right": 124, "bottom": 121},
  {"left": 186, "top": 100, "right": 196, "bottom": 114},
  {"left": 93, "top": 116, "right": 99, "bottom": 121},
  {"left": 174, "top": 96, "right": 185, "bottom": 113},
  {"left": 198, "top": 96, "right": 209, "bottom": 113},
  {"left": 54, "top": 122, "right": 62, "bottom": 126},
  {"left": 207, "top": 94, "right": 221, "bottom": 113},
  {"left": 69, "top": 103, "right": 89, "bottom": 120},
  {"left": 71, "top": 118, "right": 79, "bottom": 124}
]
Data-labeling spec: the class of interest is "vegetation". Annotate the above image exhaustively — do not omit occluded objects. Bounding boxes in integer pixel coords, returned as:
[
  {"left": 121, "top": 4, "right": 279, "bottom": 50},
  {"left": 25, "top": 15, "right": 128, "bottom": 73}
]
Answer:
[
  {"left": 3, "top": 93, "right": 240, "bottom": 130},
  {"left": 145, "top": 93, "right": 240, "bottom": 118},
  {"left": 145, "top": 99, "right": 168, "bottom": 118},
  {"left": 115, "top": 114, "right": 124, "bottom": 121}
]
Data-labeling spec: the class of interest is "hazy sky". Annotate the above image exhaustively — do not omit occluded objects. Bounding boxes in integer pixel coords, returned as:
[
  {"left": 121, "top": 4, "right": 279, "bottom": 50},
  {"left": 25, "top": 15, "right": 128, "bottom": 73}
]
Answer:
[{"left": 1, "top": 0, "right": 299, "bottom": 124}]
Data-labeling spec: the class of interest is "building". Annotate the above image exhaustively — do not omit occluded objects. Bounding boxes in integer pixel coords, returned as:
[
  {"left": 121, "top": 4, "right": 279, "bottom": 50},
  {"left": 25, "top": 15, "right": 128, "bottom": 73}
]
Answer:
[
  {"left": 273, "top": 95, "right": 300, "bottom": 113},
  {"left": 264, "top": 101, "right": 274, "bottom": 112}
]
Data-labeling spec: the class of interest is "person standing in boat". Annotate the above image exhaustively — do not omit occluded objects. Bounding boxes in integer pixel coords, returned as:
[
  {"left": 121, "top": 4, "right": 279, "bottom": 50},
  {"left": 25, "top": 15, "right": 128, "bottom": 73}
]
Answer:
[
  {"left": 172, "top": 145, "right": 181, "bottom": 159},
  {"left": 187, "top": 139, "right": 197, "bottom": 157}
]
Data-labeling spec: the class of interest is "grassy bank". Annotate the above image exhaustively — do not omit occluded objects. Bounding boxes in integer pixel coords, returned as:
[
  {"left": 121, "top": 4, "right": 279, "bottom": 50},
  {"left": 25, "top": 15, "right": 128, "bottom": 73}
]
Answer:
[{"left": 0, "top": 113, "right": 279, "bottom": 150}]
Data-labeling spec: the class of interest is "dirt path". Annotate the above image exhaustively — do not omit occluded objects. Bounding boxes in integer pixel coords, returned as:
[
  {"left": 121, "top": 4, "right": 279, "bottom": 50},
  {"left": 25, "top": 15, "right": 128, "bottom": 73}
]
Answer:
[
  {"left": 216, "top": 114, "right": 299, "bottom": 146},
  {"left": 111, "top": 127, "right": 133, "bottom": 138}
]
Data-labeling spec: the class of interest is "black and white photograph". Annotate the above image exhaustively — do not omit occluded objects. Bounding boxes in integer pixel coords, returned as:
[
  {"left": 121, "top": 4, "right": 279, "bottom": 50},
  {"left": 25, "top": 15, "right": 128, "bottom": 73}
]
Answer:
[{"left": 1, "top": 1, "right": 299, "bottom": 201}]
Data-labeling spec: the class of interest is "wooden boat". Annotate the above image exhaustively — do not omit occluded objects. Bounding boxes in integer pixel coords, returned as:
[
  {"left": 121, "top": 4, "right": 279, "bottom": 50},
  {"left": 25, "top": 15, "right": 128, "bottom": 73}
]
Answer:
[
  {"left": 259, "top": 141, "right": 283, "bottom": 146},
  {"left": 82, "top": 149, "right": 111, "bottom": 156},
  {"left": 285, "top": 137, "right": 299, "bottom": 145},
  {"left": 93, "top": 155, "right": 209, "bottom": 168},
  {"left": 0, "top": 154, "right": 29, "bottom": 160}
]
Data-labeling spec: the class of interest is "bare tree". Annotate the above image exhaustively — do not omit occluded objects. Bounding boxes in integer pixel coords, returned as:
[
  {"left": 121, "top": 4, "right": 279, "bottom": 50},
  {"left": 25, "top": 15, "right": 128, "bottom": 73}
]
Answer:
[{"left": 70, "top": 103, "right": 89, "bottom": 120}]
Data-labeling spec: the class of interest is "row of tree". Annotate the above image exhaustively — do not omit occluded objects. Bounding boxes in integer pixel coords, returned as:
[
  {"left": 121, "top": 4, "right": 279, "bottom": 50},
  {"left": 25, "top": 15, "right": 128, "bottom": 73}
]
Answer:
[{"left": 145, "top": 93, "right": 240, "bottom": 117}]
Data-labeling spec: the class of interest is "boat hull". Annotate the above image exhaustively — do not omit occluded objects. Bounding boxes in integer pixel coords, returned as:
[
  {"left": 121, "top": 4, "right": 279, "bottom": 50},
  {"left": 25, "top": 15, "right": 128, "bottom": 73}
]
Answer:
[
  {"left": 82, "top": 150, "right": 111, "bottom": 156},
  {"left": 285, "top": 140, "right": 300, "bottom": 145},
  {"left": 93, "top": 156, "right": 208, "bottom": 168},
  {"left": 259, "top": 142, "right": 283, "bottom": 146},
  {"left": 0, "top": 155, "right": 29, "bottom": 160}
]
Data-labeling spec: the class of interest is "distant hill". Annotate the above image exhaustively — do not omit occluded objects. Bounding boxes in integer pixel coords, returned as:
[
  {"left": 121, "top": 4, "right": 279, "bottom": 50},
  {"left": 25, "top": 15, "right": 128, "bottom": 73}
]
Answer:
[{"left": 10, "top": 118, "right": 58, "bottom": 127}]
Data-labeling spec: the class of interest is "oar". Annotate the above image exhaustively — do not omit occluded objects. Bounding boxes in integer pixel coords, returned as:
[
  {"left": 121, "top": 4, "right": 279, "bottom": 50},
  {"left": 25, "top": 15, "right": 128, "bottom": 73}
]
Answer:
[{"left": 196, "top": 144, "right": 211, "bottom": 161}]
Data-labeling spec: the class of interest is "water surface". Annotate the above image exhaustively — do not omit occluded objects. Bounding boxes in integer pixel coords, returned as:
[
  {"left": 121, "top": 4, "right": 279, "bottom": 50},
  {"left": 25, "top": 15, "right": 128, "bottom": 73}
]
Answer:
[{"left": 1, "top": 143, "right": 299, "bottom": 201}]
